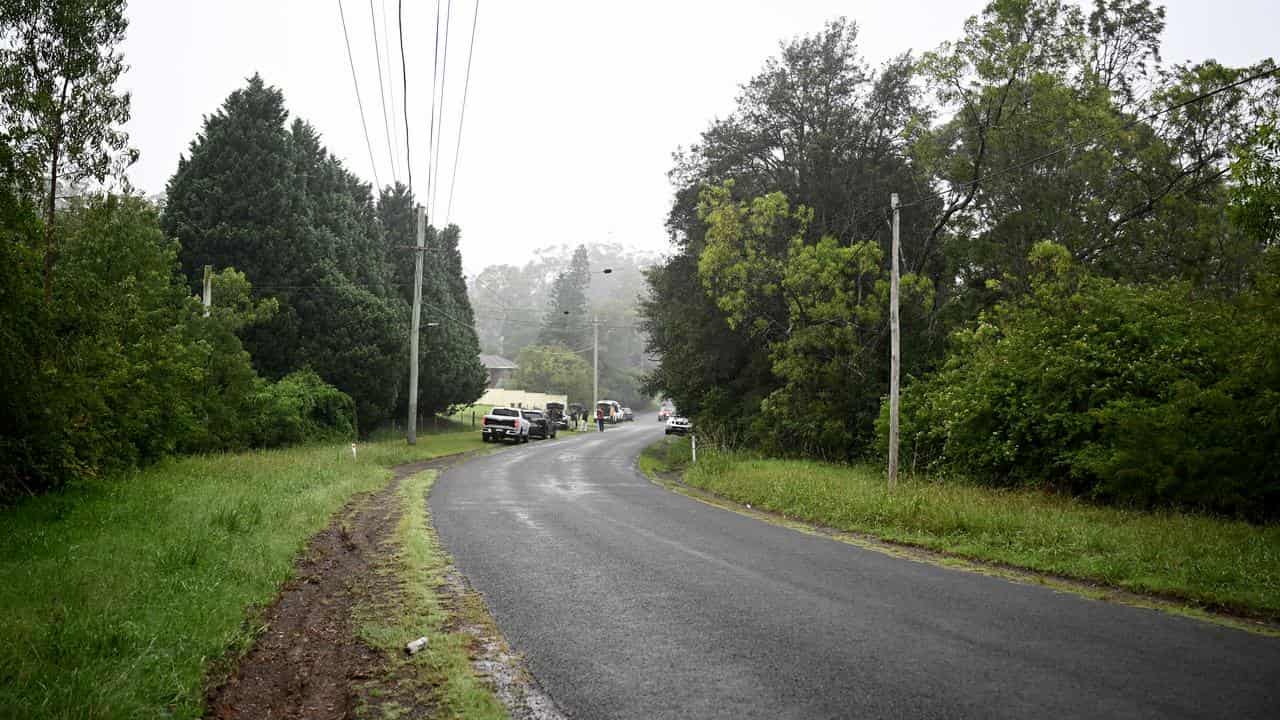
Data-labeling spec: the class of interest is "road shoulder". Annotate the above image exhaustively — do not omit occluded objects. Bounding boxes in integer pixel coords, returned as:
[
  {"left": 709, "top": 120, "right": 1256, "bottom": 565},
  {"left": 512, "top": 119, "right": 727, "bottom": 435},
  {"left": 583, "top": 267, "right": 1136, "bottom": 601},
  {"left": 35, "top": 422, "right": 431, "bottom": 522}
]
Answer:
[
  {"left": 639, "top": 437, "right": 1280, "bottom": 639},
  {"left": 205, "top": 449, "right": 563, "bottom": 719}
]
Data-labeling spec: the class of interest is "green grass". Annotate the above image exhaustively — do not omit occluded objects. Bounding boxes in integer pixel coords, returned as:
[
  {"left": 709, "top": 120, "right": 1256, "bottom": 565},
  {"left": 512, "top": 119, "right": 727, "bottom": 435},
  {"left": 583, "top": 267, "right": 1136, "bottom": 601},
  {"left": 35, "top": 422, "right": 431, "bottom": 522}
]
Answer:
[
  {"left": 354, "top": 470, "right": 506, "bottom": 719},
  {"left": 642, "top": 437, "right": 1280, "bottom": 620},
  {"left": 436, "top": 404, "right": 493, "bottom": 432},
  {"left": 0, "top": 428, "right": 487, "bottom": 719}
]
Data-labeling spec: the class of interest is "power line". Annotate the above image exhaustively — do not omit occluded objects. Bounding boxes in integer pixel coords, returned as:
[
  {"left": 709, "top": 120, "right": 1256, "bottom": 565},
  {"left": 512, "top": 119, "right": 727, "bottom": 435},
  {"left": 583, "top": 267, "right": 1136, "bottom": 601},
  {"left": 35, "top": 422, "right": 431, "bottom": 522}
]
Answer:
[
  {"left": 380, "top": 0, "right": 403, "bottom": 180},
  {"left": 425, "top": 0, "right": 443, "bottom": 219},
  {"left": 398, "top": 0, "right": 412, "bottom": 193},
  {"left": 369, "top": 0, "right": 398, "bottom": 185},
  {"left": 430, "top": 0, "right": 454, "bottom": 219},
  {"left": 337, "top": 0, "right": 381, "bottom": 189},
  {"left": 445, "top": 0, "right": 480, "bottom": 225}
]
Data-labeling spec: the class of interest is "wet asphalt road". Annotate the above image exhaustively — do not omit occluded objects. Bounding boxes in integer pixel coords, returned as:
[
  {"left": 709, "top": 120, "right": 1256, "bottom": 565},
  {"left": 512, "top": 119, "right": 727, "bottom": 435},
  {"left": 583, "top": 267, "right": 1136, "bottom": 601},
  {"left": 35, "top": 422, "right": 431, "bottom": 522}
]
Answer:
[{"left": 430, "top": 414, "right": 1280, "bottom": 719}]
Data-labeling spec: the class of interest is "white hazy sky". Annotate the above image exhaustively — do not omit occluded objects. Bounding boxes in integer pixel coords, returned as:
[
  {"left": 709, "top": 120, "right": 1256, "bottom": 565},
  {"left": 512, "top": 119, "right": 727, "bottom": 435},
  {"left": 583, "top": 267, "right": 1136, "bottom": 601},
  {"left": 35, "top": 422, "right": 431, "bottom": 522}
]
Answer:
[{"left": 120, "top": 0, "right": 1278, "bottom": 275}]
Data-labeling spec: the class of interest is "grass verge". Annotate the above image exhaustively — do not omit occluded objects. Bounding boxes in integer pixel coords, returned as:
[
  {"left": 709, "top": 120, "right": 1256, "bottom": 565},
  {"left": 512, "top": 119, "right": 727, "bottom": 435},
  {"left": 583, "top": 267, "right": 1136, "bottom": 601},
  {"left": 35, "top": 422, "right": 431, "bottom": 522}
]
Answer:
[
  {"left": 0, "top": 428, "right": 488, "bottom": 719},
  {"left": 353, "top": 470, "right": 506, "bottom": 719},
  {"left": 640, "top": 437, "right": 1280, "bottom": 623},
  {"left": 441, "top": 404, "right": 493, "bottom": 431}
]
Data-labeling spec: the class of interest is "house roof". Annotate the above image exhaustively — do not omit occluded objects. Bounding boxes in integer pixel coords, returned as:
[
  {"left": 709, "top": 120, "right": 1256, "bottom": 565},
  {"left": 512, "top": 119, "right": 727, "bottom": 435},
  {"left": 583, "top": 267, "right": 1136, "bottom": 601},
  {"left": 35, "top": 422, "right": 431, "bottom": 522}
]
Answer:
[{"left": 479, "top": 354, "right": 518, "bottom": 370}]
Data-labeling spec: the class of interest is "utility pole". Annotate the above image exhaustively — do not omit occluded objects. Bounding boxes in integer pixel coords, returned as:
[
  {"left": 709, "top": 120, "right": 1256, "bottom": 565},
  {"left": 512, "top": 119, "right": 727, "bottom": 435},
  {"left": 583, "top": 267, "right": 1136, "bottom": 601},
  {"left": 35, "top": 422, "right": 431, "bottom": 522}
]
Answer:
[
  {"left": 592, "top": 314, "right": 599, "bottom": 411},
  {"left": 590, "top": 268, "right": 612, "bottom": 411},
  {"left": 408, "top": 204, "right": 426, "bottom": 445},
  {"left": 202, "top": 265, "right": 212, "bottom": 317},
  {"left": 888, "top": 193, "right": 901, "bottom": 489}
]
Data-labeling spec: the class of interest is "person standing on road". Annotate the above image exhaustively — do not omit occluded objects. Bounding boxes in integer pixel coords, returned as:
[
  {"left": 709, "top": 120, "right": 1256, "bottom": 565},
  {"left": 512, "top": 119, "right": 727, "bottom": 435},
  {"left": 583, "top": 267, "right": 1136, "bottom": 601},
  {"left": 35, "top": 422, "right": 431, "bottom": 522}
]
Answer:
[{"left": 596, "top": 407, "right": 605, "bottom": 432}]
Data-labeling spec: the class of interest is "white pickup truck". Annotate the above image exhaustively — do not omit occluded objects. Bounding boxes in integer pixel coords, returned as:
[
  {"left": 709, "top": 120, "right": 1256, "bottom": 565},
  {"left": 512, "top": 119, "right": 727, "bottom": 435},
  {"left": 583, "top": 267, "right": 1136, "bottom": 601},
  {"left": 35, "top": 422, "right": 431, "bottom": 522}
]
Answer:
[{"left": 481, "top": 407, "right": 531, "bottom": 443}]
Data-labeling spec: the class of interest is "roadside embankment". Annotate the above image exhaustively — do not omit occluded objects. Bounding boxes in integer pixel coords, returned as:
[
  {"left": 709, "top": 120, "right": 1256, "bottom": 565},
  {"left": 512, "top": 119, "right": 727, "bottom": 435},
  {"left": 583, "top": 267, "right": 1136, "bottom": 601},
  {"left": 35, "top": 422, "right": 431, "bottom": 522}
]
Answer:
[
  {"left": 0, "top": 429, "right": 487, "bottom": 719},
  {"left": 641, "top": 437, "right": 1280, "bottom": 625}
]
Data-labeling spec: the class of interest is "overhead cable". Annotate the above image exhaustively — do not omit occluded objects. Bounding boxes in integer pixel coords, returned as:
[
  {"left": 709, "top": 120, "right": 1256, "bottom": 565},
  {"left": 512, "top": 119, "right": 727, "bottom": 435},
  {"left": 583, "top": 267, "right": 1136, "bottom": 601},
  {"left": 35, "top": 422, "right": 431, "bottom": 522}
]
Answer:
[
  {"left": 369, "top": 0, "right": 398, "bottom": 184},
  {"left": 445, "top": 0, "right": 480, "bottom": 225},
  {"left": 425, "top": 0, "right": 442, "bottom": 217},
  {"left": 337, "top": 0, "right": 381, "bottom": 189},
  {"left": 430, "top": 0, "right": 454, "bottom": 219},
  {"left": 398, "top": 0, "right": 413, "bottom": 192}
]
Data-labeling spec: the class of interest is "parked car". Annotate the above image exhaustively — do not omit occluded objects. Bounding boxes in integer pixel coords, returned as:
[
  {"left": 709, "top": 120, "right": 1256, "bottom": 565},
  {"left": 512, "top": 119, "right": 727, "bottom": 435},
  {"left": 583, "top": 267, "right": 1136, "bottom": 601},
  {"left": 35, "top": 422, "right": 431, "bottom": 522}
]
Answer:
[
  {"left": 481, "top": 407, "right": 530, "bottom": 443},
  {"left": 621, "top": 407, "right": 634, "bottom": 421},
  {"left": 522, "top": 409, "right": 557, "bottom": 439},
  {"left": 658, "top": 402, "right": 675, "bottom": 422},
  {"left": 546, "top": 402, "right": 570, "bottom": 430},
  {"left": 665, "top": 416, "right": 692, "bottom": 436}
]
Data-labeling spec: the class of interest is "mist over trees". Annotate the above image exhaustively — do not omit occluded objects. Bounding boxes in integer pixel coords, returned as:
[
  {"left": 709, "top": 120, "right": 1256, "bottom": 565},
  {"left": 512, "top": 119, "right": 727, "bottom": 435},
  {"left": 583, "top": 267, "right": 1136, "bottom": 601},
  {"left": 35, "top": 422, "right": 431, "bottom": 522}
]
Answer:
[
  {"left": 470, "top": 243, "right": 655, "bottom": 407},
  {"left": 643, "top": 2, "right": 1280, "bottom": 517}
]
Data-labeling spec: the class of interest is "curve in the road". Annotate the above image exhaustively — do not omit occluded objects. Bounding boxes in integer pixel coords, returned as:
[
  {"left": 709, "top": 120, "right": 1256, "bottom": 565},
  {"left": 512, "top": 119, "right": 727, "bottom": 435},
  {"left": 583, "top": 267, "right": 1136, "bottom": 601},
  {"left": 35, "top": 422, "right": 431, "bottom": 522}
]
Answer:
[{"left": 430, "top": 415, "right": 1280, "bottom": 720}]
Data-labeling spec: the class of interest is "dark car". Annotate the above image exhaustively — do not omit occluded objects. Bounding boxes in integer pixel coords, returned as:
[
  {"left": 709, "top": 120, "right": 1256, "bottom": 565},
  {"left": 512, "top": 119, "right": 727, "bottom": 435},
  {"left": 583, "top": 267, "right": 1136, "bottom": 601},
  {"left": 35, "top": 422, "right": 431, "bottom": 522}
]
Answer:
[
  {"left": 522, "top": 409, "right": 557, "bottom": 439},
  {"left": 546, "top": 402, "right": 570, "bottom": 430}
]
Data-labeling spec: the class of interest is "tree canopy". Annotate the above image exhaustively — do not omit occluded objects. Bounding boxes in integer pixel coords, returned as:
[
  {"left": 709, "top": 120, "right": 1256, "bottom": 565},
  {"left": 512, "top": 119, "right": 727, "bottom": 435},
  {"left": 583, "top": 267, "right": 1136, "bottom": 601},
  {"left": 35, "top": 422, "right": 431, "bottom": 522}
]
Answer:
[
  {"left": 470, "top": 243, "right": 655, "bottom": 408},
  {"left": 642, "top": 1, "right": 1280, "bottom": 515},
  {"left": 164, "top": 75, "right": 485, "bottom": 430}
]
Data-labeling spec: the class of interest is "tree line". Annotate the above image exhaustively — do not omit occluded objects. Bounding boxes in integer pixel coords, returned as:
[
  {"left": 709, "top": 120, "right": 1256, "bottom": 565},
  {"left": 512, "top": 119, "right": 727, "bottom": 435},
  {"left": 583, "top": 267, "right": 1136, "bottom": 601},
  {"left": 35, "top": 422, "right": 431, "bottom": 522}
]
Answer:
[
  {"left": 0, "top": 2, "right": 484, "bottom": 502},
  {"left": 470, "top": 243, "right": 655, "bottom": 408},
  {"left": 642, "top": 1, "right": 1280, "bottom": 518}
]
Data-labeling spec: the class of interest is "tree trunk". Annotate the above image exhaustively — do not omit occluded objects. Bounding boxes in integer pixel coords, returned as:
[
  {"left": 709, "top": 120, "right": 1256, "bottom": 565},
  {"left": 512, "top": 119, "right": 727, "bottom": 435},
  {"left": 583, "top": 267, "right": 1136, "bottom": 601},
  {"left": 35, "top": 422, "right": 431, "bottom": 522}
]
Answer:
[
  {"left": 43, "top": 79, "right": 69, "bottom": 305},
  {"left": 42, "top": 140, "right": 59, "bottom": 305}
]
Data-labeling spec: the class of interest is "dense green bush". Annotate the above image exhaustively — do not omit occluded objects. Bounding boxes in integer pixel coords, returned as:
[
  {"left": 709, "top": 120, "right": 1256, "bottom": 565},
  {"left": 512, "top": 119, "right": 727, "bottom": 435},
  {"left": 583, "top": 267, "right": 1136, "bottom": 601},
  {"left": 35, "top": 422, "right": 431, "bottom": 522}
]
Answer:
[
  {"left": 252, "top": 370, "right": 356, "bottom": 447},
  {"left": 0, "top": 194, "right": 354, "bottom": 503},
  {"left": 888, "top": 243, "right": 1280, "bottom": 518}
]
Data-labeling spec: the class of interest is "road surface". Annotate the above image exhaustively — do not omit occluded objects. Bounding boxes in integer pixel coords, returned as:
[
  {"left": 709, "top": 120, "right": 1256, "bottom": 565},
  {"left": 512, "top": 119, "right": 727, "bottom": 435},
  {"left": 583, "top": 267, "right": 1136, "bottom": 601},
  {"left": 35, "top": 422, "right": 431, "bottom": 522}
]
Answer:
[{"left": 430, "top": 415, "right": 1280, "bottom": 719}]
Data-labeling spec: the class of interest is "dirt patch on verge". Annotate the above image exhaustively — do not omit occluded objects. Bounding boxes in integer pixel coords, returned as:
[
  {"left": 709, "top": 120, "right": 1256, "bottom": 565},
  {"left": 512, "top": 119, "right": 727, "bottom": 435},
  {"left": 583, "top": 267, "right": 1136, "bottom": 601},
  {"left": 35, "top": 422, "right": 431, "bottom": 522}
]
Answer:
[{"left": 204, "top": 453, "right": 482, "bottom": 719}]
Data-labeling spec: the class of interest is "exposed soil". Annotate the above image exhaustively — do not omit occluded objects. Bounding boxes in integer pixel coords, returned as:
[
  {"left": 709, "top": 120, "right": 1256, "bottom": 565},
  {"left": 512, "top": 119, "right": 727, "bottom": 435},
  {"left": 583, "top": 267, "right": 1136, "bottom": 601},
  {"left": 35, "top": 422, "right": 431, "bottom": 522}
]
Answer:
[{"left": 204, "top": 454, "right": 478, "bottom": 719}]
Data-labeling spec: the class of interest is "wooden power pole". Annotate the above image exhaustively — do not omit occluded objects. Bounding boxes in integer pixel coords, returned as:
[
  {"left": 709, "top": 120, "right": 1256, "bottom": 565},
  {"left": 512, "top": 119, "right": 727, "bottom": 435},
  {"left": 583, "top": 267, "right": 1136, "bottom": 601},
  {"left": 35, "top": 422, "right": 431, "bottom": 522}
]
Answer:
[
  {"left": 888, "top": 193, "right": 901, "bottom": 489},
  {"left": 407, "top": 204, "right": 426, "bottom": 445},
  {"left": 592, "top": 314, "right": 599, "bottom": 411}
]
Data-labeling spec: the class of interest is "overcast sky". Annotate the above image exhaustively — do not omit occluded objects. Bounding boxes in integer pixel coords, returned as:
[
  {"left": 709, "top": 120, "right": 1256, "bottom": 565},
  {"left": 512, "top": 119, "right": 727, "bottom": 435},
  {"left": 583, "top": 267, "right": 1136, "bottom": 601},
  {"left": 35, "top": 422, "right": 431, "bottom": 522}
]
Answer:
[{"left": 120, "top": 0, "right": 1278, "bottom": 275}]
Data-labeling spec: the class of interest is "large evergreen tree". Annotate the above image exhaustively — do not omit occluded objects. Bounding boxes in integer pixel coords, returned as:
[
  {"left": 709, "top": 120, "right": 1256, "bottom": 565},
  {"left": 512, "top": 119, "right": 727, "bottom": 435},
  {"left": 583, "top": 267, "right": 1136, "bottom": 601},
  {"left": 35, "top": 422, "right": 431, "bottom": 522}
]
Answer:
[
  {"left": 377, "top": 182, "right": 417, "bottom": 305},
  {"left": 163, "top": 75, "right": 408, "bottom": 431},
  {"left": 538, "top": 244, "right": 591, "bottom": 350},
  {"left": 415, "top": 223, "right": 487, "bottom": 416},
  {"left": 163, "top": 75, "right": 299, "bottom": 290}
]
